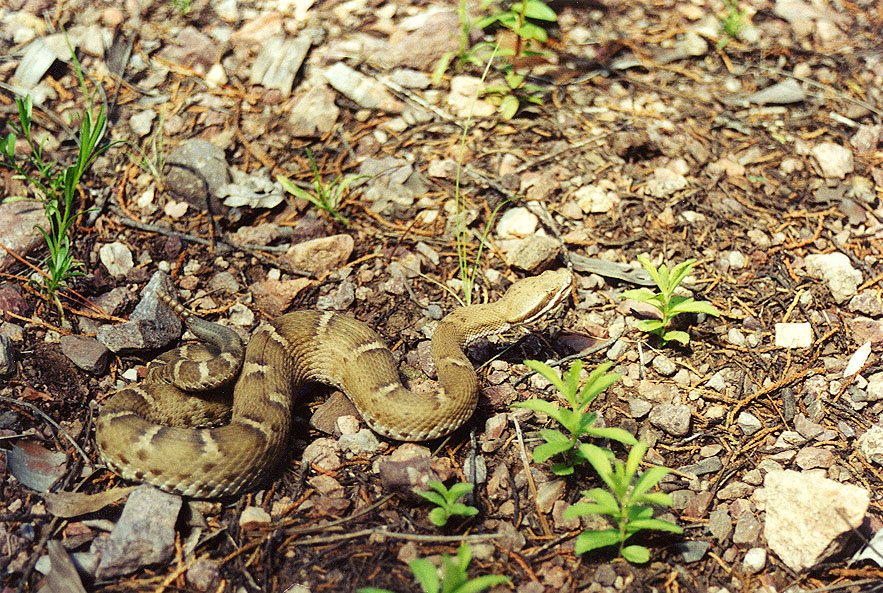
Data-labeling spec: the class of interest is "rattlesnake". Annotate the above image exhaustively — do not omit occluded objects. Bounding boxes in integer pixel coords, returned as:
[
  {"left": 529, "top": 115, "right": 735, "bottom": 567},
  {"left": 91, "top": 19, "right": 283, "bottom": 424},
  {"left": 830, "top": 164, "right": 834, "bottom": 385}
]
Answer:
[{"left": 95, "top": 269, "right": 573, "bottom": 497}]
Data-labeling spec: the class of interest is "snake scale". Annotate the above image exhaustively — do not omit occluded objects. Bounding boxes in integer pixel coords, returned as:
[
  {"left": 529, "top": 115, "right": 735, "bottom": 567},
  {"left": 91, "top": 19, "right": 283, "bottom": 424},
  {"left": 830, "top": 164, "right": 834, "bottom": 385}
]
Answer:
[{"left": 95, "top": 269, "right": 573, "bottom": 498}]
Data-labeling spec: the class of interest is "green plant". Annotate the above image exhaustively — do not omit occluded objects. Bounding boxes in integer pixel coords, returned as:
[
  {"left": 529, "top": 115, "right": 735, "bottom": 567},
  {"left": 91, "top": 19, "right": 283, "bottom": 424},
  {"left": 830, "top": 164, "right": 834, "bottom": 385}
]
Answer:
[
  {"left": 432, "top": 0, "right": 496, "bottom": 84},
  {"left": 171, "top": 0, "right": 193, "bottom": 15},
  {"left": 512, "top": 360, "right": 637, "bottom": 476},
  {"left": 480, "top": 67, "right": 545, "bottom": 119},
  {"left": 358, "top": 543, "right": 510, "bottom": 593},
  {"left": 1, "top": 93, "right": 112, "bottom": 317},
  {"left": 417, "top": 481, "right": 479, "bottom": 527},
  {"left": 620, "top": 255, "right": 721, "bottom": 346},
  {"left": 277, "top": 149, "right": 363, "bottom": 226},
  {"left": 476, "top": 0, "right": 558, "bottom": 50},
  {"left": 718, "top": 0, "right": 747, "bottom": 48},
  {"left": 564, "top": 441, "right": 682, "bottom": 563}
]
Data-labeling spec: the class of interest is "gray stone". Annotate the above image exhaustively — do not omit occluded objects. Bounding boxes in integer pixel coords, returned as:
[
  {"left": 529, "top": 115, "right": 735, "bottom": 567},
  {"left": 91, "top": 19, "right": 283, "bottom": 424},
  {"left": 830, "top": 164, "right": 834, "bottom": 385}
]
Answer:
[
  {"left": 732, "top": 511, "right": 762, "bottom": 545},
  {"left": 535, "top": 479, "right": 566, "bottom": 514},
  {"left": 506, "top": 235, "right": 562, "bottom": 273},
  {"left": 96, "top": 272, "right": 182, "bottom": 353},
  {"left": 0, "top": 334, "right": 14, "bottom": 376},
  {"left": 847, "top": 290, "right": 883, "bottom": 316},
  {"left": 718, "top": 481, "right": 753, "bottom": 500},
  {"left": 301, "top": 438, "right": 342, "bottom": 472},
  {"left": 129, "top": 110, "right": 156, "bottom": 137},
  {"left": 651, "top": 354, "right": 677, "bottom": 376},
  {"left": 377, "top": 443, "right": 436, "bottom": 495},
  {"left": 708, "top": 507, "right": 732, "bottom": 542},
  {"left": 249, "top": 33, "right": 313, "bottom": 96},
  {"left": 164, "top": 139, "right": 231, "bottom": 211},
  {"left": 324, "top": 62, "right": 403, "bottom": 113},
  {"left": 648, "top": 403, "right": 691, "bottom": 436},
  {"left": 794, "top": 446, "right": 834, "bottom": 469},
  {"left": 98, "top": 241, "right": 134, "bottom": 278},
  {"left": 679, "top": 456, "right": 723, "bottom": 477},
  {"left": 59, "top": 335, "right": 111, "bottom": 374},
  {"left": 338, "top": 429, "right": 381, "bottom": 456},
  {"left": 374, "top": 10, "right": 460, "bottom": 70},
  {"left": 736, "top": 411, "right": 762, "bottom": 435},
  {"left": 287, "top": 84, "right": 340, "bottom": 137},
  {"left": 0, "top": 201, "right": 49, "bottom": 273},
  {"left": 804, "top": 252, "right": 862, "bottom": 303},
  {"left": 94, "top": 486, "right": 182, "bottom": 579}
]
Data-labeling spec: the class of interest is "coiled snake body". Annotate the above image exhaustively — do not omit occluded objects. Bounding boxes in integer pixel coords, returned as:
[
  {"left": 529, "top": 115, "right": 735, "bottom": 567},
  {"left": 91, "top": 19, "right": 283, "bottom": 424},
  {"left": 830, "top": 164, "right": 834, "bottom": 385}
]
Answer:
[{"left": 96, "top": 269, "right": 572, "bottom": 497}]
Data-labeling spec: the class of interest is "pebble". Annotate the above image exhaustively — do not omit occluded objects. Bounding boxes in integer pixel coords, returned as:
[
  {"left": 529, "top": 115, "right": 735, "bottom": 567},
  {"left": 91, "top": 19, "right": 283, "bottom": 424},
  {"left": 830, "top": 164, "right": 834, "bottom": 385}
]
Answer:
[
  {"left": 324, "top": 62, "right": 403, "bottom": 113},
  {"left": 99, "top": 241, "right": 134, "bottom": 278},
  {"left": 505, "top": 235, "right": 561, "bottom": 273},
  {"left": 742, "top": 547, "right": 767, "bottom": 574},
  {"left": 239, "top": 506, "right": 272, "bottom": 530},
  {"left": 338, "top": 429, "right": 381, "bottom": 456},
  {"left": 804, "top": 252, "right": 862, "bottom": 303},
  {"left": 96, "top": 272, "right": 182, "bottom": 353},
  {"left": 129, "top": 109, "right": 156, "bottom": 137},
  {"left": 648, "top": 403, "right": 691, "bottom": 436},
  {"left": 679, "top": 456, "right": 723, "bottom": 477},
  {"left": 794, "top": 446, "right": 834, "bottom": 469},
  {"left": 535, "top": 480, "right": 566, "bottom": 514},
  {"left": 858, "top": 424, "right": 883, "bottom": 465},
  {"left": 281, "top": 235, "right": 354, "bottom": 277},
  {"left": 707, "top": 506, "right": 732, "bottom": 542},
  {"left": 287, "top": 83, "right": 340, "bottom": 137},
  {"left": 301, "top": 438, "right": 342, "bottom": 472},
  {"left": 643, "top": 165, "right": 688, "bottom": 198},
  {"left": 717, "top": 481, "right": 753, "bottom": 500},
  {"left": 377, "top": 443, "right": 435, "bottom": 494},
  {"left": 59, "top": 335, "right": 111, "bottom": 375},
  {"left": 251, "top": 278, "right": 313, "bottom": 317},
  {"left": 164, "top": 139, "right": 231, "bottom": 211},
  {"left": 250, "top": 33, "right": 313, "bottom": 96},
  {"left": 374, "top": 10, "right": 460, "bottom": 70},
  {"left": 446, "top": 76, "right": 496, "bottom": 118},
  {"left": 186, "top": 558, "right": 221, "bottom": 592},
  {"left": 627, "top": 398, "right": 652, "bottom": 419},
  {"left": 848, "top": 317, "right": 883, "bottom": 346},
  {"left": 732, "top": 511, "right": 762, "bottom": 545},
  {"left": 0, "top": 201, "right": 49, "bottom": 273},
  {"left": 496, "top": 207, "right": 539, "bottom": 239},
  {"left": 651, "top": 354, "right": 677, "bottom": 376},
  {"left": 574, "top": 184, "right": 619, "bottom": 214},
  {"left": 774, "top": 322, "right": 813, "bottom": 349},
  {"left": 848, "top": 290, "right": 883, "bottom": 316},
  {"left": 736, "top": 412, "right": 762, "bottom": 435},
  {"left": 94, "top": 486, "right": 181, "bottom": 579},
  {"left": 0, "top": 335, "right": 14, "bottom": 376},
  {"left": 811, "top": 142, "right": 854, "bottom": 178}
]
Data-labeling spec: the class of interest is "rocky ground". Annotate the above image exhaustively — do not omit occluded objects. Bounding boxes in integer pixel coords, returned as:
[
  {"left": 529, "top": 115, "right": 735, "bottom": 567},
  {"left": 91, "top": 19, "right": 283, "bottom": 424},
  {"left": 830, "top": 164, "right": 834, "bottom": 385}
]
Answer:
[{"left": 2, "top": 0, "right": 883, "bottom": 592}]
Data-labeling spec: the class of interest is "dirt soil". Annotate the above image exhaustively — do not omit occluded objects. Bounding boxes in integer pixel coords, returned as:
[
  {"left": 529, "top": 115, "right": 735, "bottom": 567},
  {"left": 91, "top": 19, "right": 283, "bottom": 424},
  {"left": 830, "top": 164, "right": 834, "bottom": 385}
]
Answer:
[{"left": 2, "top": 0, "right": 883, "bottom": 592}]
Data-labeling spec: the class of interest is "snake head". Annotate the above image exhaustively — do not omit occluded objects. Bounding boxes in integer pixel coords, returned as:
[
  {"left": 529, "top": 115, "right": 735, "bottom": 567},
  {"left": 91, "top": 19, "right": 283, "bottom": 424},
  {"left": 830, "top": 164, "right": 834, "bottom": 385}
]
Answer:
[{"left": 504, "top": 268, "right": 573, "bottom": 325}]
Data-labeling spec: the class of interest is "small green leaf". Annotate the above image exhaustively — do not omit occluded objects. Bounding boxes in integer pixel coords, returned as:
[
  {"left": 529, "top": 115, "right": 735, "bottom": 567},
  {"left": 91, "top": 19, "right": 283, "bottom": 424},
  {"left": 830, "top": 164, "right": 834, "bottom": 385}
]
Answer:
[
  {"left": 518, "top": 0, "right": 558, "bottom": 21},
  {"left": 454, "top": 575, "right": 512, "bottom": 593},
  {"left": 627, "top": 518, "right": 683, "bottom": 534},
  {"left": 449, "top": 503, "right": 479, "bottom": 518},
  {"left": 584, "top": 426, "right": 638, "bottom": 446},
  {"left": 620, "top": 287, "right": 656, "bottom": 303},
  {"left": 621, "top": 544, "right": 651, "bottom": 564},
  {"left": 668, "top": 297, "right": 721, "bottom": 317},
  {"left": 523, "top": 360, "right": 567, "bottom": 393},
  {"left": 499, "top": 94, "right": 520, "bottom": 119},
  {"left": 533, "top": 440, "right": 574, "bottom": 464},
  {"left": 636, "top": 319, "right": 665, "bottom": 333},
  {"left": 514, "top": 20, "right": 548, "bottom": 41},
  {"left": 428, "top": 507, "right": 449, "bottom": 527},
  {"left": 573, "top": 529, "right": 622, "bottom": 555},
  {"left": 417, "top": 490, "right": 447, "bottom": 508},
  {"left": 512, "top": 398, "right": 565, "bottom": 425},
  {"left": 661, "top": 330, "right": 690, "bottom": 345},
  {"left": 549, "top": 462, "right": 575, "bottom": 476},
  {"left": 409, "top": 558, "right": 440, "bottom": 593},
  {"left": 625, "top": 441, "right": 647, "bottom": 479},
  {"left": 637, "top": 491, "right": 674, "bottom": 507},
  {"left": 432, "top": 52, "right": 455, "bottom": 85},
  {"left": 632, "top": 466, "right": 670, "bottom": 499},
  {"left": 446, "top": 482, "right": 474, "bottom": 500}
]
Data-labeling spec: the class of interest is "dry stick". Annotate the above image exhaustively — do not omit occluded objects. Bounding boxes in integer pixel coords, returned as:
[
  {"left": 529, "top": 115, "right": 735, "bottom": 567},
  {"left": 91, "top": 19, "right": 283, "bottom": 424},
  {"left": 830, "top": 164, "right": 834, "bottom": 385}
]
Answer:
[
  {"left": 288, "top": 529, "right": 506, "bottom": 546},
  {"left": 724, "top": 366, "right": 825, "bottom": 427},
  {"left": 512, "top": 416, "right": 552, "bottom": 536},
  {"left": 0, "top": 396, "right": 91, "bottom": 468}
]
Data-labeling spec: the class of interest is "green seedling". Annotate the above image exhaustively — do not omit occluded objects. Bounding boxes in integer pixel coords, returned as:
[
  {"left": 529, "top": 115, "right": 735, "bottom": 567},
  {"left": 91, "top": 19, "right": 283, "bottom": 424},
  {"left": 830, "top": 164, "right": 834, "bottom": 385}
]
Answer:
[
  {"left": 417, "top": 481, "right": 479, "bottom": 527},
  {"left": 564, "top": 441, "right": 682, "bottom": 563},
  {"left": 620, "top": 255, "right": 721, "bottom": 346},
  {"left": 432, "top": 0, "right": 497, "bottom": 84},
  {"left": 718, "top": 0, "right": 748, "bottom": 48},
  {"left": 481, "top": 67, "right": 545, "bottom": 119},
  {"left": 171, "top": 0, "right": 193, "bottom": 14},
  {"left": 277, "top": 148, "right": 363, "bottom": 226},
  {"left": 476, "top": 0, "right": 558, "bottom": 47},
  {"left": 512, "top": 360, "right": 637, "bottom": 476},
  {"left": 1, "top": 93, "right": 112, "bottom": 317},
  {"left": 358, "top": 543, "right": 510, "bottom": 593}
]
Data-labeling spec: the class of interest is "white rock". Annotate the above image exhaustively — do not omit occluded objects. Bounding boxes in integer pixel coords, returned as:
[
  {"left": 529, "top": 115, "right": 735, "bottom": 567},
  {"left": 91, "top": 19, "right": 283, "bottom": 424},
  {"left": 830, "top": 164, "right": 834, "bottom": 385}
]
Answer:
[
  {"left": 736, "top": 411, "right": 762, "bottom": 435},
  {"left": 644, "top": 166, "right": 688, "bottom": 197},
  {"left": 742, "top": 547, "right": 767, "bottom": 574},
  {"left": 574, "top": 184, "right": 619, "bottom": 214},
  {"left": 324, "top": 61, "right": 403, "bottom": 112},
  {"left": 764, "top": 469, "right": 869, "bottom": 571},
  {"left": 129, "top": 110, "right": 156, "bottom": 137},
  {"left": 844, "top": 342, "right": 872, "bottom": 377},
  {"left": 496, "top": 207, "right": 538, "bottom": 239},
  {"left": 239, "top": 505, "right": 271, "bottom": 529},
  {"left": 99, "top": 242, "right": 134, "bottom": 278},
  {"left": 805, "top": 252, "right": 862, "bottom": 303},
  {"left": 446, "top": 76, "right": 496, "bottom": 118},
  {"left": 811, "top": 142, "right": 854, "bottom": 179},
  {"left": 858, "top": 424, "right": 883, "bottom": 465},
  {"left": 164, "top": 200, "right": 189, "bottom": 219},
  {"left": 774, "top": 322, "right": 812, "bottom": 349}
]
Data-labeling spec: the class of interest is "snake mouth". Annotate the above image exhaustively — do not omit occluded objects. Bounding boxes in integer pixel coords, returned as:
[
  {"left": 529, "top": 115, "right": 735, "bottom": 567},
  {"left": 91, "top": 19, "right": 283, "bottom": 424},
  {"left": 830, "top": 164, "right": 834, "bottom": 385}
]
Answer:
[{"left": 518, "top": 277, "right": 572, "bottom": 325}]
